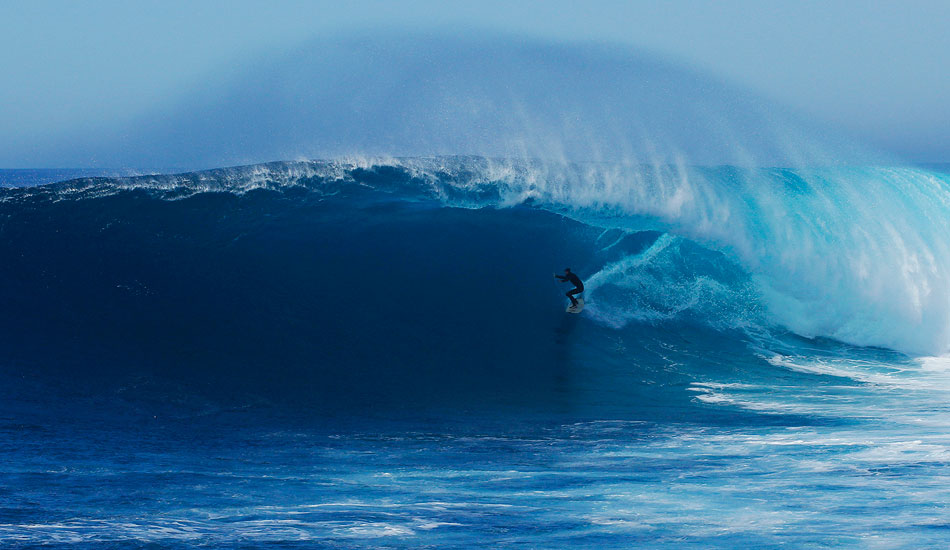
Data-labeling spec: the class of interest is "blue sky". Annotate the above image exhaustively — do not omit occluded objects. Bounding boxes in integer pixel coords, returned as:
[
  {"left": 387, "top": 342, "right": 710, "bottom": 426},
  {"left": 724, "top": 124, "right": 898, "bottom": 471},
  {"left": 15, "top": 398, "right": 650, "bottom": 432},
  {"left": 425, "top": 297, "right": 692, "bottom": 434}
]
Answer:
[{"left": 2, "top": 0, "right": 948, "bottom": 166}]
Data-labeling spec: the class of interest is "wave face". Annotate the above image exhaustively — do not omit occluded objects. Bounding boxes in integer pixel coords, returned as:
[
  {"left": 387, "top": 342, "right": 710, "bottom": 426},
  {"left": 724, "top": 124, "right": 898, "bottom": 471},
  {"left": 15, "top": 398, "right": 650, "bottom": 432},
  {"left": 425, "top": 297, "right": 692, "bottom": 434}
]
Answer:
[{"left": 1, "top": 157, "right": 948, "bottom": 392}]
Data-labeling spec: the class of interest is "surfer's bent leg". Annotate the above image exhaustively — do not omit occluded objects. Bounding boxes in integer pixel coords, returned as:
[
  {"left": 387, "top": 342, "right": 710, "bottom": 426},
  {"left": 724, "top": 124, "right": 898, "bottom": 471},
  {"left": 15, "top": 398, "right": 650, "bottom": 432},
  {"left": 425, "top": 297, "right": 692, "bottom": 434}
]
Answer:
[{"left": 567, "top": 288, "right": 582, "bottom": 307}]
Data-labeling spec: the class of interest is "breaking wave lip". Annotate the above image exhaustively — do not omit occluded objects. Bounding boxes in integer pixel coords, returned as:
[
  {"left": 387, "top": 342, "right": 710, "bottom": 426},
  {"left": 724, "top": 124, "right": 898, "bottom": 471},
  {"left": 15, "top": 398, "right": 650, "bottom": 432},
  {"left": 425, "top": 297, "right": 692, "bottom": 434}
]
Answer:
[{"left": 4, "top": 155, "right": 950, "bottom": 356}]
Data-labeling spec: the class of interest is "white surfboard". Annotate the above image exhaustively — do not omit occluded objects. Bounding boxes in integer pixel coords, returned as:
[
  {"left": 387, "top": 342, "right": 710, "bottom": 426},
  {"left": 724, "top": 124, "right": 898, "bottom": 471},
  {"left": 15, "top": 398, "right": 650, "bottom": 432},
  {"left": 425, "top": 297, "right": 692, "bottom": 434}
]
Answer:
[{"left": 566, "top": 298, "right": 585, "bottom": 314}]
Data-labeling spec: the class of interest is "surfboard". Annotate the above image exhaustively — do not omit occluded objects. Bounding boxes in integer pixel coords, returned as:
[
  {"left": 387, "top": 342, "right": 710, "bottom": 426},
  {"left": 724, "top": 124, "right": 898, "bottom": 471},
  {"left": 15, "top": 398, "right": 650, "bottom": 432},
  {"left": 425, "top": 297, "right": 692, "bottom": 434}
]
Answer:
[{"left": 566, "top": 298, "right": 585, "bottom": 314}]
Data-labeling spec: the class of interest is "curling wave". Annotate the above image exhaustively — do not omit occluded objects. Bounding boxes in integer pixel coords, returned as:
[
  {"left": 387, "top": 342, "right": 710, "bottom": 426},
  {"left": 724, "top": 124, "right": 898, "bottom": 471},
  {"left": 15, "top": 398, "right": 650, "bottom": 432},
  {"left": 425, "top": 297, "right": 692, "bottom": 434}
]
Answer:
[{"left": 5, "top": 157, "right": 947, "bottom": 355}]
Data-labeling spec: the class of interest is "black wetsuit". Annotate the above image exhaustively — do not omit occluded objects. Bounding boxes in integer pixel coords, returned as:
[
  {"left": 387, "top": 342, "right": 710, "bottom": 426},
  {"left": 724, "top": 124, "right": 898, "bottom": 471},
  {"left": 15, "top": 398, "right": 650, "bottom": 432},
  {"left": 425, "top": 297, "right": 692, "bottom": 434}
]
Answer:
[{"left": 556, "top": 272, "right": 584, "bottom": 306}]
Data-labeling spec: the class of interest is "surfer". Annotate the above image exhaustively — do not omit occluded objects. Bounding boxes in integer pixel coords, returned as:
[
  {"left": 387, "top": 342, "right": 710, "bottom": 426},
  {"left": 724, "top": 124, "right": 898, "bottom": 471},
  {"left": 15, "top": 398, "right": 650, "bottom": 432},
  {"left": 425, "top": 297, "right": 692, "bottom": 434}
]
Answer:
[{"left": 554, "top": 268, "right": 584, "bottom": 308}]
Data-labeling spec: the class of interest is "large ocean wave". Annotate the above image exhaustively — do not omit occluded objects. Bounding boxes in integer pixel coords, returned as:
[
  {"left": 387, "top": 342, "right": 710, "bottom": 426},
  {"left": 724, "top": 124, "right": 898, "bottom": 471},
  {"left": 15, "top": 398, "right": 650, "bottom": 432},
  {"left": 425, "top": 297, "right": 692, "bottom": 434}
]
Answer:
[{"left": 5, "top": 158, "right": 947, "bottom": 355}]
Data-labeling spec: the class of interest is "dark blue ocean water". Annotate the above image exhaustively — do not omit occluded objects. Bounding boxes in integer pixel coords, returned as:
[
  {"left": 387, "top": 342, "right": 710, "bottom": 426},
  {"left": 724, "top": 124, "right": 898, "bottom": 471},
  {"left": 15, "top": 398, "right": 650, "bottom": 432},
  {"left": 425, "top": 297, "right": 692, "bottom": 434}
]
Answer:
[{"left": 2, "top": 159, "right": 950, "bottom": 548}]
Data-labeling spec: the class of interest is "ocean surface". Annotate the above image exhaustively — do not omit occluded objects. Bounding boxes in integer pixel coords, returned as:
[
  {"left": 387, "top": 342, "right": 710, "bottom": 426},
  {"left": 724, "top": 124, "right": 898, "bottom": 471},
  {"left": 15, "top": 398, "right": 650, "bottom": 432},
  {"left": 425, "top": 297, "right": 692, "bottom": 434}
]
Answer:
[{"left": 2, "top": 158, "right": 950, "bottom": 548}]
